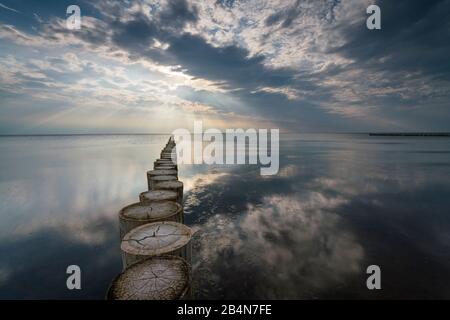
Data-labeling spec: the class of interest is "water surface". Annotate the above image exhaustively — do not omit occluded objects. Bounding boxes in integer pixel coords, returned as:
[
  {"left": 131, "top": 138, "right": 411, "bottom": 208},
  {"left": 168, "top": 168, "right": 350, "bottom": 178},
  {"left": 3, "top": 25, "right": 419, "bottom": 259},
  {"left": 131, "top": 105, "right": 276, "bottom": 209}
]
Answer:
[{"left": 0, "top": 134, "right": 449, "bottom": 299}]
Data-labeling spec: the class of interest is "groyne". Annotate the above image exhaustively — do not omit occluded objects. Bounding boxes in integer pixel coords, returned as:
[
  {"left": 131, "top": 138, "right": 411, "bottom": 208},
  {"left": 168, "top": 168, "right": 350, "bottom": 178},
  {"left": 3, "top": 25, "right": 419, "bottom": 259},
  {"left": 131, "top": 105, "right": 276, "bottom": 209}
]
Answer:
[{"left": 107, "top": 137, "right": 192, "bottom": 300}]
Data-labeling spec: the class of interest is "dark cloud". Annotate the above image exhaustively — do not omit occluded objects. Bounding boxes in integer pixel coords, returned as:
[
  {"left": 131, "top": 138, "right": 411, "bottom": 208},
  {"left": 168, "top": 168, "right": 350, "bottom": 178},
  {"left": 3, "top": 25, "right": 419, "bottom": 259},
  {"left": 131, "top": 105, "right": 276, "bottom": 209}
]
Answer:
[
  {"left": 111, "top": 12, "right": 158, "bottom": 50},
  {"left": 159, "top": 0, "right": 198, "bottom": 30},
  {"left": 333, "top": 0, "right": 450, "bottom": 80},
  {"left": 43, "top": 1, "right": 301, "bottom": 93},
  {"left": 166, "top": 33, "right": 296, "bottom": 90}
]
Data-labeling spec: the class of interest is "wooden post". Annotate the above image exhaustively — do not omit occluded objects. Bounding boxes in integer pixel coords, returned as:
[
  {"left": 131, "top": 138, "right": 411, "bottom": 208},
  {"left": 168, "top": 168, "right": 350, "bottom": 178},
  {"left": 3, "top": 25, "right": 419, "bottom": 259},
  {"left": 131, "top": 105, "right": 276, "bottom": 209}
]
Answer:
[
  {"left": 155, "top": 158, "right": 175, "bottom": 163},
  {"left": 146, "top": 170, "right": 178, "bottom": 188},
  {"left": 147, "top": 175, "right": 177, "bottom": 190},
  {"left": 121, "top": 221, "right": 192, "bottom": 269},
  {"left": 118, "top": 201, "right": 183, "bottom": 239},
  {"left": 155, "top": 159, "right": 176, "bottom": 166},
  {"left": 147, "top": 170, "right": 178, "bottom": 190},
  {"left": 147, "top": 169, "right": 177, "bottom": 177},
  {"left": 154, "top": 180, "right": 183, "bottom": 205},
  {"left": 160, "top": 154, "right": 173, "bottom": 160},
  {"left": 107, "top": 255, "right": 190, "bottom": 300},
  {"left": 154, "top": 164, "right": 177, "bottom": 171},
  {"left": 139, "top": 189, "right": 178, "bottom": 204}
]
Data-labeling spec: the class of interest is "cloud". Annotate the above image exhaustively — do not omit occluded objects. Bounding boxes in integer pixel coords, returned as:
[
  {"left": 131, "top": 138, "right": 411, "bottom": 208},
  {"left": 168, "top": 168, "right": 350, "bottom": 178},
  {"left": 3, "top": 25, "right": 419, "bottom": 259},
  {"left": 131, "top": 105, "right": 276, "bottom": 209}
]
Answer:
[
  {"left": 33, "top": 2, "right": 297, "bottom": 93},
  {"left": 0, "top": 2, "right": 19, "bottom": 13},
  {"left": 1, "top": 0, "right": 450, "bottom": 132}
]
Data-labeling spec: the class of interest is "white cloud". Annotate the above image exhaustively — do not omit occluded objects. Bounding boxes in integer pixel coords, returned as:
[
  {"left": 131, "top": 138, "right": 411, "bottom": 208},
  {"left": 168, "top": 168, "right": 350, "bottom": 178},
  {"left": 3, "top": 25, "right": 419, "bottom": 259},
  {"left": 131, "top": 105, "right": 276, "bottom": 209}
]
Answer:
[{"left": 0, "top": 2, "right": 20, "bottom": 13}]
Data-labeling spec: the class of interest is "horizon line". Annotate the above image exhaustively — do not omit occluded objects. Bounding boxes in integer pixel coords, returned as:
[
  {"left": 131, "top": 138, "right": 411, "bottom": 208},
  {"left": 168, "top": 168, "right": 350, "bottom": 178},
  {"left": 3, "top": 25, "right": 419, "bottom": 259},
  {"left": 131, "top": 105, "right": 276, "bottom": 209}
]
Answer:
[{"left": 1, "top": 131, "right": 450, "bottom": 137}]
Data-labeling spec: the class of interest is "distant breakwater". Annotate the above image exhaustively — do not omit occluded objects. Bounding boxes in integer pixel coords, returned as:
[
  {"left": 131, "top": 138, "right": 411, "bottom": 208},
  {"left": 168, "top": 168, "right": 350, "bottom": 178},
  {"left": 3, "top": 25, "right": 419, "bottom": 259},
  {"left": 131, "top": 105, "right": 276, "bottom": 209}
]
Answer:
[{"left": 369, "top": 132, "right": 450, "bottom": 137}]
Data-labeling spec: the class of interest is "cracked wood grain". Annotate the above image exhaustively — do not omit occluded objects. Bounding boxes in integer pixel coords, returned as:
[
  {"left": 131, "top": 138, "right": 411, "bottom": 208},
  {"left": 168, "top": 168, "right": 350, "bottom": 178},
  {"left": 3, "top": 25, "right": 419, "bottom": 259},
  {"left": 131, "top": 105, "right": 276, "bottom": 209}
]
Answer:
[
  {"left": 107, "top": 255, "right": 190, "bottom": 300},
  {"left": 118, "top": 201, "right": 183, "bottom": 239}
]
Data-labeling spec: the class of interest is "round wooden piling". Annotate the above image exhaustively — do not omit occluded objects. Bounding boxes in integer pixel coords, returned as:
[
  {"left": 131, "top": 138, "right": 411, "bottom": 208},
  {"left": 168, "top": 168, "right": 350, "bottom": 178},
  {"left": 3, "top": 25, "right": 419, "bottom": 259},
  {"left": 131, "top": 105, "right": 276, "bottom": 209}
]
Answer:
[
  {"left": 147, "top": 175, "right": 177, "bottom": 190},
  {"left": 148, "top": 169, "right": 177, "bottom": 176},
  {"left": 154, "top": 164, "right": 177, "bottom": 171},
  {"left": 147, "top": 170, "right": 178, "bottom": 190},
  {"left": 155, "top": 162, "right": 176, "bottom": 167},
  {"left": 139, "top": 189, "right": 178, "bottom": 204},
  {"left": 107, "top": 255, "right": 190, "bottom": 300},
  {"left": 155, "top": 158, "right": 174, "bottom": 162},
  {"left": 161, "top": 154, "right": 174, "bottom": 160},
  {"left": 118, "top": 201, "right": 183, "bottom": 239},
  {"left": 121, "top": 221, "right": 192, "bottom": 268},
  {"left": 155, "top": 159, "right": 176, "bottom": 166},
  {"left": 154, "top": 180, "right": 183, "bottom": 205},
  {"left": 147, "top": 169, "right": 178, "bottom": 184},
  {"left": 154, "top": 164, "right": 177, "bottom": 170},
  {"left": 154, "top": 167, "right": 177, "bottom": 173},
  {"left": 158, "top": 154, "right": 174, "bottom": 159}
]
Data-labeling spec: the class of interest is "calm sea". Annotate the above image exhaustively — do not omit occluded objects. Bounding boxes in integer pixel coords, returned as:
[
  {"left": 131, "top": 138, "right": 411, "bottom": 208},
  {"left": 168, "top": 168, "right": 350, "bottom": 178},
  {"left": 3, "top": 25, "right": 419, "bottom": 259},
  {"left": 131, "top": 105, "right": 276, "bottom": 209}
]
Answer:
[{"left": 0, "top": 134, "right": 449, "bottom": 299}]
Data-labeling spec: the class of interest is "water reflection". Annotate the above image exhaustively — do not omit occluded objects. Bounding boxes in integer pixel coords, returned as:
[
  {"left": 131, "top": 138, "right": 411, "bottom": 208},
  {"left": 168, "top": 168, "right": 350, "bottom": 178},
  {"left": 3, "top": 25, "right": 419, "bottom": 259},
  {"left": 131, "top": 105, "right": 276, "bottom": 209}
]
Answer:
[
  {"left": 192, "top": 194, "right": 364, "bottom": 299},
  {"left": 184, "top": 134, "right": 450, "bottom": 299},
  {"left": 0, "top": 135, "right": 169, "bottom": 299},
  {"left": 0, "top": 134, "right": 450, "bottom": 299}
]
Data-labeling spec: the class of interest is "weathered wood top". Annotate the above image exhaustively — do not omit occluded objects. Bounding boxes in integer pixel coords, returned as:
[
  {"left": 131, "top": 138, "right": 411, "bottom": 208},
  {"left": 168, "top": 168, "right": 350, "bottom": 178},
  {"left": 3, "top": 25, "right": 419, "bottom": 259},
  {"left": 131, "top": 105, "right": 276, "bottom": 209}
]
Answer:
[
  {"left": 155, "top": 159, "right": 175, "bottom": 164},
  {"left": 147, "top": 169, "right": 177, "bottom": 177},
  {"left": 119, "top": 201, "right": 182, "bottom": 222},
  {"left": 154, "top": 180, "right": 183, "bottom": 189},
  {"left": 155, "top": 165, "right": 177, "bottom": 169},
  {"left": 150, "top": 175, "right": 177, "bottom": 182},
  {"left": 107, "top": 255, "right": 190, "bottom": 300},
  {"left": 121, "top": 221, "right": 192, "bottom": 256},
  {"left": 139, "top": 190, "right": 178, "bottom": 203}
]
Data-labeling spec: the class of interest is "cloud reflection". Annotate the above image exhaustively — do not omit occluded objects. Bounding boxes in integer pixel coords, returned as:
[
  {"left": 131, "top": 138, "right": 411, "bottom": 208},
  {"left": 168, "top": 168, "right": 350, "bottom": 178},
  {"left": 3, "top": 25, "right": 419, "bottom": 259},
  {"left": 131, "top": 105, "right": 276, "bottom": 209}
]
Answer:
[{"left": 192, "top": 193, "right": 364, "bottom": 299}]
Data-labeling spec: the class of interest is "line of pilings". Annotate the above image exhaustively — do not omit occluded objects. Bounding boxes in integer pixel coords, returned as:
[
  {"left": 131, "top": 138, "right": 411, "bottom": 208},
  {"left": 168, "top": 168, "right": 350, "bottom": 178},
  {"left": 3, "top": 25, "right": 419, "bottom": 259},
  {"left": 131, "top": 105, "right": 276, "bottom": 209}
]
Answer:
[{"left": 107, "top": 136, "right": 193, "bottom": 300}]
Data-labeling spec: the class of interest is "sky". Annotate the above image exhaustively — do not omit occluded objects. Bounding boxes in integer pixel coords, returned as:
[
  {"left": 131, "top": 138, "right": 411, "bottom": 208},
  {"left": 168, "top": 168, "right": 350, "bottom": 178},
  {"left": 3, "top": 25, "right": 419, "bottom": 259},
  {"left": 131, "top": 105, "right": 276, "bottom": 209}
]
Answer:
[{"left": 0, "top": 0, "right": 449, "bottom": 134}]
